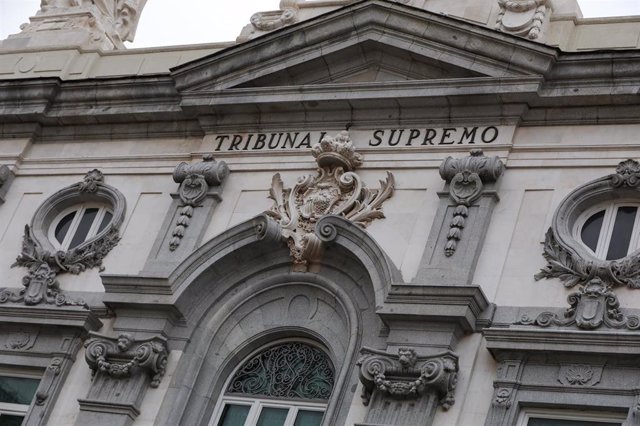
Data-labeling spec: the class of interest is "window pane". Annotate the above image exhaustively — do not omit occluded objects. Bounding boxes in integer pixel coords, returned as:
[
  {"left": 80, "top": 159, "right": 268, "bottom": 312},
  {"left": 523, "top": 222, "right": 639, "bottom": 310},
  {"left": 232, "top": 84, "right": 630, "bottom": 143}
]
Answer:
[
  {"left": 581, "top": 210, "right": 605, "bottom": 252},
  {"left": 0, "top": 414, "right": 26, "bottom": 426},
  {"left": 256, "top": 407, "right": 289, "bottom": 426},
  {"left": 97, "top": 211, "right": 113, "bottom": 233},
  {"left": 528, "top": 418, "right": 621, "bottom": 426},
  {"left": 69, "top": 208, "right": 99, "bottom": 249},
  {"left": 0, "top": 376, "right": 40, "bottom": 405},
  {"left": 293, "top": 410, "right": 324, "bottom": 426},
  {"left": 606, "top": 206, "right": 637, "bottom": 260},
  {"left": 54, "top": 211, "right": 76, "bottom": 244},
  {"left": 217, "top": 404, "right": 250, "bottom": 426}
]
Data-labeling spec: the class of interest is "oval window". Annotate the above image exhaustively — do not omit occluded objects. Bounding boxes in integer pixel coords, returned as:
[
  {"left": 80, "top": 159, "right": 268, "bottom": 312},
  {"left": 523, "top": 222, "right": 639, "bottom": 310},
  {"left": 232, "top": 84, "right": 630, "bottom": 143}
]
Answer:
[
  {"left": 576, "top": 203, "right": 640, "bottom": 260},
  {"left": 50, "top": 204, "right": 113, "bottom": 250}
]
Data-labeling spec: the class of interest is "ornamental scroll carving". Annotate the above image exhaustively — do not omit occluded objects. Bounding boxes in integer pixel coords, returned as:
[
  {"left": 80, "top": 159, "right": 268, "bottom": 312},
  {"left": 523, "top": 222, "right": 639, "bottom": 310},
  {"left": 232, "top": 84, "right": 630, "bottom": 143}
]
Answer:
[
  {"left": 536, "top": 160, "right": 640, "bottom": 292},
  {"left": 0, "top": 170, "right": 124, "bottom": 307},
  {"left": 495, "top": 0, "right": 549, "bottom": 40},
  {"left": 439, "top": 150, "right": 504, "bottom": 257},
  {"left": 84, "top": 333, "right": 168, "bottom": 388},
  {"left": 170, "top": 155, "right": 229, "bottom": 251},
  {"left": 518, "top": 278, "right": 640, "bottom": 331},
  {"left": 266, "top": 131, "right": 394, "bottom": 270},
  {"left": 357, "top": 347, "right": 458, "bottom": 410}
]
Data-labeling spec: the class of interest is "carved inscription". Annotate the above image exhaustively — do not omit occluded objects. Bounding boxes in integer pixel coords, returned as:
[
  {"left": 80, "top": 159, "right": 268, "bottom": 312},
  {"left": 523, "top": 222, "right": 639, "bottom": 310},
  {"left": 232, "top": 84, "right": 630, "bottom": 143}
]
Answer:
[{"left": 212, "top": 127, "right": 501, "bottom": 151}]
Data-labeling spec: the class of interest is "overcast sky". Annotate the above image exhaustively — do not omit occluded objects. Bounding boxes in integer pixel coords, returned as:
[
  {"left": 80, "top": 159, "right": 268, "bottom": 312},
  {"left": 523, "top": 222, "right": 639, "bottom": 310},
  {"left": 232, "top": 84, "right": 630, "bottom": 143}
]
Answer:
[{"left": 1, "top": 0, "right": 639, "bottom": 48}]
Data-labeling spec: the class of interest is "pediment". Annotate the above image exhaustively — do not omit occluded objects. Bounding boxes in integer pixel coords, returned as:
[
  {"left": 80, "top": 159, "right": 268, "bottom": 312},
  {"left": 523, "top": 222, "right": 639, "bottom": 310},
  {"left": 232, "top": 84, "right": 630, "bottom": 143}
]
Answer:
[{"left": 173, "top": 0, "right": 557, "bottom": 94}]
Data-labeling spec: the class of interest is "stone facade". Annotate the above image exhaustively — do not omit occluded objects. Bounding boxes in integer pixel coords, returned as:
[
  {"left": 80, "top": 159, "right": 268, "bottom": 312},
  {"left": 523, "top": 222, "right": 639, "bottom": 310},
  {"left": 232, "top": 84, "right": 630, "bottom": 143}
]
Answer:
[{"left": 3, "top": 1, "right": 640, "bottom": 425}]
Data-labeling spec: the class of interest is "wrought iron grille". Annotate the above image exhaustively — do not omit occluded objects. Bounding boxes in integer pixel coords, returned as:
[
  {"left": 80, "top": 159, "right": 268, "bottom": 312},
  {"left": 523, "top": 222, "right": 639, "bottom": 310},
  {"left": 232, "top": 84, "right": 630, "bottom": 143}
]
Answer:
[{"left": 227, "top": 342, "right": 334, "bottom": 400}]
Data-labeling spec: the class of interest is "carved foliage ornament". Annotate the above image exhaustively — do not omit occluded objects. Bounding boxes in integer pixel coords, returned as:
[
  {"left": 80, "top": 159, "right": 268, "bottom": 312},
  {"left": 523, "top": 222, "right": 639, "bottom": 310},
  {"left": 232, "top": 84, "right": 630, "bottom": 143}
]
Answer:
[
  {"left": 84, "top": 333, "right": 168, "bottom": 388},
  {"left": 536, "top": 160, "right": 640, "bottom": 290},
  {"left": 495, "top": 0, "right": 548, "bottom": 40},
  {"left": 0, "top": 170, "right": 124, "bottom": 307},
  {"left": 518, "top": 278, "right": 640, "bottom": 331},
  {"left": 439, "top": 150, "right": 504, "bottom": 256},
  {"left": 169, "top": 155, "right": 229, "bottom": 251},
  {"left": 357, "top": 347, "right": 458, "bottom": 410},
  {"left": 266, "top": 131, "right": 394, "bottom": 269}
]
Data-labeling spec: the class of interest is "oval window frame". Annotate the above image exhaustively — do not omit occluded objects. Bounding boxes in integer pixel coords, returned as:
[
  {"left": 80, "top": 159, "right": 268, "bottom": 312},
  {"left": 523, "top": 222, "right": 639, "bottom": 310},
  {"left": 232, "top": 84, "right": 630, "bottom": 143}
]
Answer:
[{"left": 30, "top": 172, "right": 126, "bottom": 254}]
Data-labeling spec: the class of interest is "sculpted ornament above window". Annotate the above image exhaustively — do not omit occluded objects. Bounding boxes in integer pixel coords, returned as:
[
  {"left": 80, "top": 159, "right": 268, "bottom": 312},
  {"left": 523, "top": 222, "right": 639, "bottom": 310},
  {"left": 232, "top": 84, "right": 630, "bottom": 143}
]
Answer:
[{"left": 265, "top": 131, "right": 394, "bottom": 270}]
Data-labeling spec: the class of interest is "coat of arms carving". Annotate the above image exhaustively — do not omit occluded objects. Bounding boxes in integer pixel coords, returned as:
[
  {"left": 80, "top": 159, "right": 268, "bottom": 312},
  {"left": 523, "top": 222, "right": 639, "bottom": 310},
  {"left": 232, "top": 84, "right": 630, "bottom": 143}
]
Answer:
[{"left": 266, "top": 131, "right": 394, "bottom": 270}]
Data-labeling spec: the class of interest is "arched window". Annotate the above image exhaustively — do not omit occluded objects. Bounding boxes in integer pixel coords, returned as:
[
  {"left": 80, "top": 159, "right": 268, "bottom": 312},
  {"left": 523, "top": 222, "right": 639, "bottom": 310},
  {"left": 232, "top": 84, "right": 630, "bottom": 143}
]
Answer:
[
  {"left": 575, "top": 202, "right": 640, "bottom": 260},
  {"left": 211, "top": 341, "right": 334, "bottom": 426}
]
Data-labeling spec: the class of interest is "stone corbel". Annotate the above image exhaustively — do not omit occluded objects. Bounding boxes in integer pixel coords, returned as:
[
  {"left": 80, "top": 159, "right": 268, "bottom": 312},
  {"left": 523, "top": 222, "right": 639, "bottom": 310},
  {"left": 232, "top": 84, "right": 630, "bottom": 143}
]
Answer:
[
  {"left": 0, "top": 165, "right": 15, "bottom": 204},
  {"left": 169, "top": 155, "right": 229, "bottom": 251},
  {"left": 439, "top": 149, "right": 504, "bottom": 257},
  {"left": 414, "top": 150, "right": 504, "bottom": 286},
  {"left": 77, "top": 332, "right": 168, "bottom": 426},
  {"left": 357, "top": 347, "right": 458, "bottom": 426},
  {"left": 495, "top": 0, "right": 549, "bottom": 40},
  {"left": 141, "top": 155, "right": 228, "bottom": 276},
  {"left": 265, "top": 131, "right": 394, "bottom": 271}
]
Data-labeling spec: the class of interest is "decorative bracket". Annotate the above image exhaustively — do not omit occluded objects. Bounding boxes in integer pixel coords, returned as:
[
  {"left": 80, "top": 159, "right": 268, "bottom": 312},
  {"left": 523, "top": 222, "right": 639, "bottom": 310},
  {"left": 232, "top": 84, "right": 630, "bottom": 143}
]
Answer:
[
  {"left": 169, "top": 155, "right": 229, "bottom": 251},
  {"left": 266, "top": 131, "right": 394, "bottom": 270},
  {"left": 357, "top": 347, "right": 458, "bottom": 410},
  {"left": 518, "top": 278, "right": 640, "bottom": 331},
  {"left": 84, "top": 332, "right": 168, "bottom": 388},
  {"left": 495, "top": 0, "right": 549, "bottom": 40},
  {"left": 439, "top": 150, "right": 504, "bottom": 257}
]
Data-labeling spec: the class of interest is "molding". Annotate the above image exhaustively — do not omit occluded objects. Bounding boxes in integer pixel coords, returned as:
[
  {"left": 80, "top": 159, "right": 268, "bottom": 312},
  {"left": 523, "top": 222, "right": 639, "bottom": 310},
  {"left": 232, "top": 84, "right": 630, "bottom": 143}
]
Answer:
[{"left": 266, "top": 131, "right": 394, "bottom": 270}]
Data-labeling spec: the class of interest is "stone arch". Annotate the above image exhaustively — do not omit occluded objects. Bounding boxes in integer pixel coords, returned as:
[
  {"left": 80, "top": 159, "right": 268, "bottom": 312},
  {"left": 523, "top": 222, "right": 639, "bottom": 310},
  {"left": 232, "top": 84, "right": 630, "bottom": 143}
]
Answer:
[{"left": 157, "top": 214, "right": 401, "bottom": 425}]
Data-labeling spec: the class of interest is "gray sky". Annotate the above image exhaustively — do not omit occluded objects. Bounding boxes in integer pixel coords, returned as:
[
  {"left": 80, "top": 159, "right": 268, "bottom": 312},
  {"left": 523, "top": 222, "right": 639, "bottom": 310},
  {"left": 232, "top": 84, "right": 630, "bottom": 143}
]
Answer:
[{"left": 1, "top": 0, "right": 639, "bottom": 48}]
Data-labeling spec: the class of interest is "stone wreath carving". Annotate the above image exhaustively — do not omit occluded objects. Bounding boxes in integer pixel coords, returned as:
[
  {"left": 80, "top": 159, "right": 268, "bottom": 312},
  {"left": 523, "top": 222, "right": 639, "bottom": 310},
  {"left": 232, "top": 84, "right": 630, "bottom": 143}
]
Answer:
[
  {"left": 495, "top": 0, "right": 548, "bottom": 40},
  {"left": 439, "top": 150, "right": 504, "bottom": 256},
  {"left": 170, "top": 155, "right": 228, "bottom": 251},
  {"left": 0, "top": 170, "right": 125, "bottom": 307},
  {"left": 266, "top": 131, "right": 394, "bottom": 270},
  {"left": 536, "top": 160, "right": 640, "bottom": 290},
  {"left": 518, "top": 278, "right": 640, "bottom": 330},
  {"left": 357, "top": 347, "right": 458, "bottom": 410},
  {"left": 84, "top": 333, "right": 168, "bottom": 388}
]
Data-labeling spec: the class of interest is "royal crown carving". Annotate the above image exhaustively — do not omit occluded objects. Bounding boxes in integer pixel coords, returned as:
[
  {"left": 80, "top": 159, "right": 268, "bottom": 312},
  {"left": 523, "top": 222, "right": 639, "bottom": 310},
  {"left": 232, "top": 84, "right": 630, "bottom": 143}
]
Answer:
[
  {"left": 266, "top": 131, "right": 394, "bottom": 270},
  {"left": 439, "top": 150, "right": 504, "bottom": 257},
  {"left": 84, "top": 332, "right": 168, "bottom": 388},
  {"left": 170, "top": 155, "right": 229, "bottom": 251},
  {"left": 495, "top": 0, "right": 549, "bottom": 40},
  {"left": 357, "top": 347, "right": 458, "bottom": 410},
  {"left": 518, "top": 278, "right": 640, "bottom": 331}
]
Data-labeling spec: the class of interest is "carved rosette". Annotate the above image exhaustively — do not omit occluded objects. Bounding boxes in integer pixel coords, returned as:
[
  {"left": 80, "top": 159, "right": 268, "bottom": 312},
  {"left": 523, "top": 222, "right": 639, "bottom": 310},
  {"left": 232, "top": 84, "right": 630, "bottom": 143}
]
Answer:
[
  {"left": 495, "top": 0, "right": 549, "bottom": 40},
  {"left": 84, "top": 333, "right": 168, "bottom": 388},
  {"left": 439, "top": 150, "right": 504, "bottom": 257},
  {"left": 169, "top": 155, "right": 229, "bottom": 251},
  {"left": 265, "top": 131, "right": 394, "bottom": 270},
  {"left": 518, "top": 278, "right": 640, "bottom": 331},
  {"left": 357, "top": 347, "right": 458, "bottom": 410},
  {"left": 0, "top": 170, "right": 124, "bottom": 307}
]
